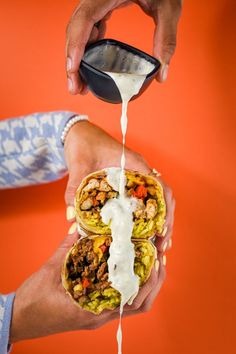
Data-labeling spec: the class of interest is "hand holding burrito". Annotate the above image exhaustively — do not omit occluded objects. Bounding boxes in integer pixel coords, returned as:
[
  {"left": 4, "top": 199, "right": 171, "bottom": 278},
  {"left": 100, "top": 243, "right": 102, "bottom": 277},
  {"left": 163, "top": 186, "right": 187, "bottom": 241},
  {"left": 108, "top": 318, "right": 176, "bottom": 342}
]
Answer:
[
  {"left": 10, "top": 231, "right": 166, "bottom": 341},
  {"left": 10, "top": 121, "right": 174, "bottom": 341},
  {"left": 64, "top": 121, "right": 175, "bottom": 253},
  {"left": 62, "top": 168, "right": 171, "bottom": 313},
  {"left": 63, "top": 123, "right": 175, "bottom": 315}
]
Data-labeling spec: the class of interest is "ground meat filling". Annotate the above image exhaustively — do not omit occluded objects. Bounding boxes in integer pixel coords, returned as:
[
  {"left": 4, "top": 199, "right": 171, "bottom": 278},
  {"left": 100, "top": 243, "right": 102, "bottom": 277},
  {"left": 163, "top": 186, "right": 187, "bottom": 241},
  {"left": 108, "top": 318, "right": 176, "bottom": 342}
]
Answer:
[
  {"left": 66, "top": 237, "right": 153, "bottom": 307},
  {"left": 67, "top": 237, "right": 111, "bottom": 305},
  {"left": 80, "top": 174, "right": 158, "bottom": 223}
]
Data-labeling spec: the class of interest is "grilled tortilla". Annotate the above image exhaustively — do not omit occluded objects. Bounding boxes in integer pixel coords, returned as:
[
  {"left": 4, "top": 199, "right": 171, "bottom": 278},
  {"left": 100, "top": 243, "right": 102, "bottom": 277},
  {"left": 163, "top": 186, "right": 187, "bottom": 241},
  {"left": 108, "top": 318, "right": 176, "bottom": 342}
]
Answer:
[
  {"left": 75, "top": 169, "right": 166, "bottom": 239},
  {"left": 62, "top": 235, "right": 156, "bottom": 314}
]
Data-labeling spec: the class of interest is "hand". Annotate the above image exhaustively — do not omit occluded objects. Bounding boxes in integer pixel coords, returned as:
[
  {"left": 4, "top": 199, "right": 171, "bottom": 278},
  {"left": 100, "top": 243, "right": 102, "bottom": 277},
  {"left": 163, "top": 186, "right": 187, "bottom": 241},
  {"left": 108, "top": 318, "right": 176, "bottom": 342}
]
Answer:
[
  {"left": 64, "top": 120, "right": 175, "bottom": 253},
  {"left": 10, "top": 228, "right": 166, "bottom": 342},
  {"left": 10, "top": 122, "right": 174, "bottom": 342},
  {"left": 66, "top": 0, "right": 182, "bottom": 95}
]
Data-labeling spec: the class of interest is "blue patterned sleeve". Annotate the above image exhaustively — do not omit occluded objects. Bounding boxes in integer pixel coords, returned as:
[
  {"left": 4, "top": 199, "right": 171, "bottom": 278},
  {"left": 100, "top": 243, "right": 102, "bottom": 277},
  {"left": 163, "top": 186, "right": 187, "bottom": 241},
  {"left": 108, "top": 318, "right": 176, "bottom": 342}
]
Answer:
[
  {"left": 0, "top": 293, "right": 15, "bottom": 354},
  {"left": 0, "top": 111, "right": 80, "bottom": 189}
]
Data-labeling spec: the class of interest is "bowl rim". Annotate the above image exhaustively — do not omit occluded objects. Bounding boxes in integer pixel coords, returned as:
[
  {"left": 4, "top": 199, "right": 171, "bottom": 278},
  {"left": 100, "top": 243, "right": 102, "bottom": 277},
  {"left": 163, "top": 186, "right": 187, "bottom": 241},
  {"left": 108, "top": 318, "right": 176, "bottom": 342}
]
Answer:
[{"left": 80, "top": 38, "right": 161, "bottom": 79}]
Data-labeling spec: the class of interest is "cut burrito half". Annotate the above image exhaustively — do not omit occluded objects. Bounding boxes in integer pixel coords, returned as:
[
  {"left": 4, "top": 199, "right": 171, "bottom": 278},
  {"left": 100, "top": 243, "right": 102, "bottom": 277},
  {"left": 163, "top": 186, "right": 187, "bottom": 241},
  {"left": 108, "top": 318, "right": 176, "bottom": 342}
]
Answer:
[
  {"left": 75, "top": 168, "right": 166, "bottom": 239},
  {"left": 62, "top": 235, "right": 156, "bottom": 314}
]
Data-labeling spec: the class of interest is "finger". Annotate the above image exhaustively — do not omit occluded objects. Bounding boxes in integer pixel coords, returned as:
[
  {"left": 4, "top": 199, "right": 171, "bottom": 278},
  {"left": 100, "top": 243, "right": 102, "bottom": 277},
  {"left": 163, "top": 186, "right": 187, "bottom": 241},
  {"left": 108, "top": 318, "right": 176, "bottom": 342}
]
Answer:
[
  {"left": 122, "top": 267, "right": 159, "bottom": 313},
  {"left": 97, "top": 20, "right": 107, "bottom": 40},
  {"left": 108, "top": 270, "right": 158, "bottom": 316},
  {"left": 125, "top": 155, "right": 175, "bottom": 252},
  {"left": 144, "top": 170, "right": 175, "bottom": 251},
  {"left": 66, "top": 11, "right": 94, "bottom": 95},
  {"left": 153, "top": 0, "right": 182, "bottom": 82},
  {"left": 122, "top": 257, "right": 166, "bottom": 315},
  {"left": 66, "top": 3, "right": 116, "bottom": 95},
  {"left": 80, "top": 259, "right": 166, "bottom": 326},
  {"left": 80, "top": 85, "right": 89, "bottom": 95},
  {"left": 64, "top": 164, "right": 93, "bottom": 206},
  {"left": 156, "top": 195, "right": 175, "bottom": 252},
  {"left": 139, "top": 258, "right": 166, "bottom": 312}
]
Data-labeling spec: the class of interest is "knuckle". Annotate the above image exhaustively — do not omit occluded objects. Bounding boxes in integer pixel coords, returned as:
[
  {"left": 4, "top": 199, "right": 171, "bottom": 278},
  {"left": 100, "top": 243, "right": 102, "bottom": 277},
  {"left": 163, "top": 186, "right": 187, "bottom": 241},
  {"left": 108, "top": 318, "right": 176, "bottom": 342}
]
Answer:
[
  {"left": 141, "top": 302, "right": 153, "bottom": 313},
  {"left": 66, "top": 20, "right": 72, "bottom": 37},
  {"left": 66, "top": 6, "right": 94, "bottom": 51},
  {"left": 68, "top": 37, "right": 87, "bottom": 50},
  {"left": 130, "top": 299, "right": 142, "bottom": 311},
  {"left": 162, "top": 36, "right": 177, "bottom": 56},
  {"left": 168, "top": 0, "right": 183, "bottom": 16},
  {"left": 67, "top": 68, "right": 76, "bottom": 76},
  {"left": 87, "top": 323, "right": 100, "bottom": 330},
  {"left": 177, "top": 0, "right": 183, "bottom": 14},
  {"left": 172, "top": 197, "right": 176, "bottom": 209},
  {"left": 165, "top": 185, "right": 173, "bottom": 198},
  {"left": 82, "top": 319, "right": 103, "bottom": 330},
  {"left": 150, "top": 277, "right": 158, "bottom": 288},
  {"left": 159, "top": 0, "right": 182, "bottom": 16},
  {"left": 65, "top": 184, "right": 77, "bottom": 204},
  {"left": 70, "top": 4, "right": 97, "bottom": 28},
  {"left": 77, "top": 4, "right": 94, "bottom": 21}
]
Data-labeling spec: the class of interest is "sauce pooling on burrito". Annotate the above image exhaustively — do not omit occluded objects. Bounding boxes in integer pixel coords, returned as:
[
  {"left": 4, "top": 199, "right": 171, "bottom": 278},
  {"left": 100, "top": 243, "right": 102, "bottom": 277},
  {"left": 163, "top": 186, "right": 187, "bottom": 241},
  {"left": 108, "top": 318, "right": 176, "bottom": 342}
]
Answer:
[{"left": 102, "top": 63, "right": 154, "bottom": 354}]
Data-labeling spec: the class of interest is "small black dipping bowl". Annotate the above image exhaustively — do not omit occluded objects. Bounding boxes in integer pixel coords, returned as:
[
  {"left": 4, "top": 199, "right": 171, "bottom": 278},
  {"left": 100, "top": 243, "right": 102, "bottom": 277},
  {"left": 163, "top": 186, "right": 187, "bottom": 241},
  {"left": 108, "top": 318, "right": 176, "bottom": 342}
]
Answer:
[{"left": 79, "top": 39, "right": 161, "bottom": 104}]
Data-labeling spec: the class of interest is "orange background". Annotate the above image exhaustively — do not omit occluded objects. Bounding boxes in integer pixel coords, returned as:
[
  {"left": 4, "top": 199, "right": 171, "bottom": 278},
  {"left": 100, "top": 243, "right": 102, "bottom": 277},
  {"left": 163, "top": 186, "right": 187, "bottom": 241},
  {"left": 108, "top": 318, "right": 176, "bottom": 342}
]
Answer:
[{"left": 0, "top": 1, "right": 235, "bottom": 353}]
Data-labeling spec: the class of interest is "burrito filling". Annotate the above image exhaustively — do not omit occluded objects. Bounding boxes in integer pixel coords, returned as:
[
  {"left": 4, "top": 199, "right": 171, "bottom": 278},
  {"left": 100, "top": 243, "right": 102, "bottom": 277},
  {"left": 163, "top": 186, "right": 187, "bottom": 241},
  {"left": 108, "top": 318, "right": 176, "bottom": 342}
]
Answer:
[
  {"left": 64, "top": 236, "right": 154, "bottom": 313},
  {"left": 76, "top": 171, "right": 165, "bottom": 238}
]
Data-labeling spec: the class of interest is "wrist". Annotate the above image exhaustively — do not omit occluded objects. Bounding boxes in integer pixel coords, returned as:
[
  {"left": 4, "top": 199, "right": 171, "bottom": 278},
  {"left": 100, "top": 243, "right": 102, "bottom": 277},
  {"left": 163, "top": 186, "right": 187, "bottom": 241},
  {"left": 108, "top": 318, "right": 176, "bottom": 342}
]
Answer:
[
  {"left": 64, "top": 120, "right": 96, "bottom": 169},
  {"left": 10, "top": 267, "right": 52, "bottom": 342},
  {"left": 10, "top": 290, "right": 25, "bottom": 343},
  {"left": 61, "top": 114, "right": 89, "bottom": 145}
]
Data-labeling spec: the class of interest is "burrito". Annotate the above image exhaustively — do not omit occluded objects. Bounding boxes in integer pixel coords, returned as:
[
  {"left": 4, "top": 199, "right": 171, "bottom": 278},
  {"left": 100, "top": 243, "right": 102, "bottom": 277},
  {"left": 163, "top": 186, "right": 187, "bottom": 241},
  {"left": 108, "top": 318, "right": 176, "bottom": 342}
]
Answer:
[
  {"left": 62, "top": 235, "right": 156, "bottom": 314},
  {"left": 75, "top": 168, "right": 166, "bottom": 239}
]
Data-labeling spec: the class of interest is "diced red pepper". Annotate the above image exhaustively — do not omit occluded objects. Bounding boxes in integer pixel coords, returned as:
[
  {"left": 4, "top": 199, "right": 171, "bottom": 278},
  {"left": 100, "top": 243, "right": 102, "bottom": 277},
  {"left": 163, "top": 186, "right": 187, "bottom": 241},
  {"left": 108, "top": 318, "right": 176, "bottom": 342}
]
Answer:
[
  {"left": 99, "top": 244, "right": 107, "bottom": 253},
  {"left": 92, "top": 198, "right": 99, "bottom": 206},
  {"left": 82, "top": 278, "right": 90, "bottom": 288},
  {"left": 132, "top": 185, "right": 147, "bottom": 199}
]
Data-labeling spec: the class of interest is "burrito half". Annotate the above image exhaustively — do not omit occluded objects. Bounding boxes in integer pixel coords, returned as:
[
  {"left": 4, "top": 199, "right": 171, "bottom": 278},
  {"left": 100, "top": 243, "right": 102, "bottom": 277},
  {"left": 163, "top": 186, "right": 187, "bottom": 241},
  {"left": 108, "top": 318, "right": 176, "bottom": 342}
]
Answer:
[
  {"left": 75, "top": 168, "right": 166, "bottom": 239},
  {"left": 62, "top": 235, "right": 156, "bottom": 314}
]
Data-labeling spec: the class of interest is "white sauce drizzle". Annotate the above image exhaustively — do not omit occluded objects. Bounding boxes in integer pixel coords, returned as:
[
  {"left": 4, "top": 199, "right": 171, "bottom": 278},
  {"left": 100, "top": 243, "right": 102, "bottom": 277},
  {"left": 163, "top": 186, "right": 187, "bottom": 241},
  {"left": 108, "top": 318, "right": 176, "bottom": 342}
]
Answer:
[{"left": 99, "top": 54, "right": 154, "bottom": 354}]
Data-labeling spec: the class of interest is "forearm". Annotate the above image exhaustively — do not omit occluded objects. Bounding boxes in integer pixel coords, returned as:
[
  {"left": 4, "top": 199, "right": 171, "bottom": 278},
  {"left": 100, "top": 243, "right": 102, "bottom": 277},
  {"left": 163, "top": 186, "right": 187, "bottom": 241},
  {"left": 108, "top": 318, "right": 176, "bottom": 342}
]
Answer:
[{"left": 0, "top": 111, "right": 87, "bottom": 189}]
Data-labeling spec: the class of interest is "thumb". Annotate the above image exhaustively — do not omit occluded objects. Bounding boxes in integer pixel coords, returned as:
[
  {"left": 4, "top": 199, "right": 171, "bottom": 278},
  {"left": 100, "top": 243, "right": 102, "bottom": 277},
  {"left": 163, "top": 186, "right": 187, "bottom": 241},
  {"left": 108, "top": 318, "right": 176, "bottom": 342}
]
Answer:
[
  {"left": 153, "top": 1, "right": 182, "bottom": 82},
  {"left": 65, "top": 163, "right": 93, "bottom": 206}
]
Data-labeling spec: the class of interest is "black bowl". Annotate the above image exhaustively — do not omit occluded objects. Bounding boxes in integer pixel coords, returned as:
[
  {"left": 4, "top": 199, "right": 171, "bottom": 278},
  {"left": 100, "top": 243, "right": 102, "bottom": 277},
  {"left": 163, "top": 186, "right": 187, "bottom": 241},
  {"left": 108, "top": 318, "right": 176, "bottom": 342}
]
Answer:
[{"left": 79, "top": 39, "right": 161, "bottom": 104}]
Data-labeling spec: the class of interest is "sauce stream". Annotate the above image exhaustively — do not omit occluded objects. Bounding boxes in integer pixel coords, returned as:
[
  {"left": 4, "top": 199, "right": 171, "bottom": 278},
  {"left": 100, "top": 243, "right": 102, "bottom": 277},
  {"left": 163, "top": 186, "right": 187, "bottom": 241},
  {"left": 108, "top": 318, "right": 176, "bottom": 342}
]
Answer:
[{"left": 101, "top": 62, "right": 154, "bottom": 354}]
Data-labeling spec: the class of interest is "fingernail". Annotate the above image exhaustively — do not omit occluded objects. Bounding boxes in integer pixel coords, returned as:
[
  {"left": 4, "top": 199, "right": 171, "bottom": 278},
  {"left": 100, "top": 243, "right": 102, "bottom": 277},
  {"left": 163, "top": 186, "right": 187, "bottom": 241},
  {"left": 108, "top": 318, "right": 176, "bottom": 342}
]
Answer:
[
  {"left": 152, "top": 168, "right": 161, "bottom": 177},
  {"left": 162, "top": 241, "right": 168, "bottom": 252},
  {"left": 162, "top": 255, "right": 167, "bottom": 266},
  {"left": 162, "top": 226, "right": 168, "bottom": 237},
  {"left": 161, "top": 64, "right": 169, "bottom": 82},
  {"left": 66, "top": 57, "right": 72, "bottom": 72},
  {"left": 66, "top": 206, "right": 75, "bottom": 221},
  {"left": 68, "top": 77, "right": 73, "bottom": 93},
  {"left": 168, "top": 239, "right": 172, "bottom": 249},
  {"left": 154, "top": 259, "right": 160, "bottom": 272},
  {"left": 68, "top": 222, "right": 77, "bottom": 235}
]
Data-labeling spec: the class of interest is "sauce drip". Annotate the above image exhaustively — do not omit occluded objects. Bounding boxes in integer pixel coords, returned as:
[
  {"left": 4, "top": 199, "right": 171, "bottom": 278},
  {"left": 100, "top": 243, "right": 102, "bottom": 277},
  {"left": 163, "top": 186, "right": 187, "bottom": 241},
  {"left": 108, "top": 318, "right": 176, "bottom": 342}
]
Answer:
[{"left": 101, "top": 60, "right": 154, "bottom": 354}]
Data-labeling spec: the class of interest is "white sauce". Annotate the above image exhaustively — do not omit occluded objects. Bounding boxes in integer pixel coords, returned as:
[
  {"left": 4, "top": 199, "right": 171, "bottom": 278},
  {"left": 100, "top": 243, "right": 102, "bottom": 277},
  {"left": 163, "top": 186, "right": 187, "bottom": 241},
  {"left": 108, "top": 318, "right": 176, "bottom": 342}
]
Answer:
[
  {"left": 83, "top": 43, "right": 155, "bottom": 76},
  {"left": 99, "top": 50, "right": 154, "bottom": 354}
]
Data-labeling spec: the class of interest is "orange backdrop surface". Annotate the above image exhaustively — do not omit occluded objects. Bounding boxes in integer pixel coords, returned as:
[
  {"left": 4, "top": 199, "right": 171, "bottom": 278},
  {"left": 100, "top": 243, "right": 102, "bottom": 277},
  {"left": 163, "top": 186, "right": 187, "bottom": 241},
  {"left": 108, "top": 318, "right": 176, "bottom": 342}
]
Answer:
[{"left": 0, "top": 1, "right": 235, "bottom": 354}]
